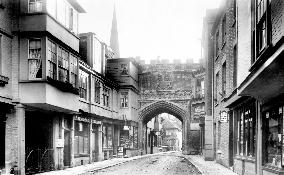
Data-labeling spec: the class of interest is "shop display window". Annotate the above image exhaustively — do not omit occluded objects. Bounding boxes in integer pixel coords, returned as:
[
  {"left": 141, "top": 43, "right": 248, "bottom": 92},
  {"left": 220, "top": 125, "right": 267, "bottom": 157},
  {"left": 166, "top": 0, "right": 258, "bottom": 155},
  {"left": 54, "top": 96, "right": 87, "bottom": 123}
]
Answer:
[
  {"left": 235, "top": 100, "right": 256, "bottom": 157},
  {"left": 263, "top": 106, "right": 283, "bottom": 168},
  {"left": 74, "top": 121, "right": 89, "bottom": 156}
]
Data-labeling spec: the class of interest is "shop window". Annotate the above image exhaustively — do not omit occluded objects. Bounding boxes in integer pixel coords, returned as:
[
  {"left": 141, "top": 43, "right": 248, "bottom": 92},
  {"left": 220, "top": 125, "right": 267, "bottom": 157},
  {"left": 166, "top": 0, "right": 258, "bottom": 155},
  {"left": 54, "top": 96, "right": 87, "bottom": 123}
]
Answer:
[
  {"left": 58, "top": 47, "right": 69, "bottom": 82},
  {"left": 70, "top": 54, "right": 78, "bottom": 87},
  {"left": 102, "top": 125, "right": 113, "bottom": 149},
  {"left": 28, "top": 39, "right": 42, "bottom": 80},
  {"left": 263, "top": 106, "right": 284, "bottom": 168},
  {"left": 47, "top": 40, "right": 57, "bottom": 79},
  {"left": 79, "top": 71, "right": 88, "bottom": 100},
  {"left": 236, "top": 101, "right": 256, "bottom": 157},
  {"left": 121, "top": 92, "right": 128, "bottom": 108},
  {"left": 103, "top": 86, "right": 110, "bottom": 107},
  {"left": 29, "top": 0, "right": 42, "bottom": 12},
  {"left": 94, "top": 80, "right": 100, "bottom": 104},
  {"left": 74, "top": 121, "right": 89, "bottom": 155}
]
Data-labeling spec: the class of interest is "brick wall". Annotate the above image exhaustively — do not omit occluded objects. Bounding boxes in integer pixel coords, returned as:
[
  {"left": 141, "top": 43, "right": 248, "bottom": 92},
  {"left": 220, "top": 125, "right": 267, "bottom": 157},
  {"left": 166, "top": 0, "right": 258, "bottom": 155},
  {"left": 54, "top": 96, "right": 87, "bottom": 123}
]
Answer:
[
  {"left": 212, "top": 0, "right": 236, "bottom": 168},
  {"left": 271, "top": 0, "right": 284, "bottom": 46}
]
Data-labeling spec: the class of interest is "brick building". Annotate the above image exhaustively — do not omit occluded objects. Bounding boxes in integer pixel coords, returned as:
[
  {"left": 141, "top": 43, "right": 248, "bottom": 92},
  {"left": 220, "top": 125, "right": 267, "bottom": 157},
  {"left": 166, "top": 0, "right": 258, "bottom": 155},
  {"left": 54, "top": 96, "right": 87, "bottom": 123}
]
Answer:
[
  {"left": 204, "top": 0, "right": 284, "bottom": 174},
  {"left": 203, "top": 0, "right": 237, "bottom": 167}
]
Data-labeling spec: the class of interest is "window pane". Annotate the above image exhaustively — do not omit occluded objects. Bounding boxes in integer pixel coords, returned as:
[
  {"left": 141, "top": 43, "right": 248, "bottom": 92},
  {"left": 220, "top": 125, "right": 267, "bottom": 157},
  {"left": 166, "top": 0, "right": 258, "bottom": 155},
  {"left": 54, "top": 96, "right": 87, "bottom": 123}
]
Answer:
[{"left": 29, "top": 39, "right": 42, "bottom": 80}]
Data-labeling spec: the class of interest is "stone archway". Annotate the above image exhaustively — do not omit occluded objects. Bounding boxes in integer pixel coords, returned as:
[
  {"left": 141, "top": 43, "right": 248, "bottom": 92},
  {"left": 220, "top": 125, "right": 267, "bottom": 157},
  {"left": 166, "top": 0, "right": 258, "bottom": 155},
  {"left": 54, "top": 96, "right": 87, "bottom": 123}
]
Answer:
[{"left": 138, "top": 100, "right": 193, "bottom": 155}]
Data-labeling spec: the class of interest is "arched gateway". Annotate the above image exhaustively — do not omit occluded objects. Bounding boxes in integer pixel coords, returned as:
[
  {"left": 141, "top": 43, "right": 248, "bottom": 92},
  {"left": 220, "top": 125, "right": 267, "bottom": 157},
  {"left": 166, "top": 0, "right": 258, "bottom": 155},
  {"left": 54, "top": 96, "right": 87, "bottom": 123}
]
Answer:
[{"left": 138, "top": 100, "right": 193, "bottom": 155}]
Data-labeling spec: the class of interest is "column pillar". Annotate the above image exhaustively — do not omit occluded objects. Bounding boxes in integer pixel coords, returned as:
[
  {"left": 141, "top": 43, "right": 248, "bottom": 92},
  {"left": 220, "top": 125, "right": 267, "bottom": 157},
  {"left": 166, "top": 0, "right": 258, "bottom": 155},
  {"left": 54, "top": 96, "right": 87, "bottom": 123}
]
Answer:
[
  {"left": 70, "top": 117, "right": 75, "bottom": 167},
  {"left": 256, "top": 102, "right": 262, "bottom": 175},
  {"left": 5, "top": 104, "right": 25, "bottom": 175}
]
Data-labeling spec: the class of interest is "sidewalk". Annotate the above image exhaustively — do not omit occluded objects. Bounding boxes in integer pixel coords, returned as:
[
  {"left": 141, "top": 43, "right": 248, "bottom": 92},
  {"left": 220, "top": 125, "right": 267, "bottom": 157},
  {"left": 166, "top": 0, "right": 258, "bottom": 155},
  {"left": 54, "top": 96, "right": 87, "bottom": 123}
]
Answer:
[{"left": 184, "top": 155, "right": 238, "bottom": 175}]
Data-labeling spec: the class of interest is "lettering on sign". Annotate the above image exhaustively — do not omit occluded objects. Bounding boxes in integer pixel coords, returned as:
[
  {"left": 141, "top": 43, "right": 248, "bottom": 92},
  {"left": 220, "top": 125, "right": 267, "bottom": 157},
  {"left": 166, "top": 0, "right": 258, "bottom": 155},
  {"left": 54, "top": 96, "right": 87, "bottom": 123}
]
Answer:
[
  {"left": 220, "top": 111, "right": 228, "bottom": 123},
  {"left": 75, "top": 116, "right": 102, "bottom": 124}
]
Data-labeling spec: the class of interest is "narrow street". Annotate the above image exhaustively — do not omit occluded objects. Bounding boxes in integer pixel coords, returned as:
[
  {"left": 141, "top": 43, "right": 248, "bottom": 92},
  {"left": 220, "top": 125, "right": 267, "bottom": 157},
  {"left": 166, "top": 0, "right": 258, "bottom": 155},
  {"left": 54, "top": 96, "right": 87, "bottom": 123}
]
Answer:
[{"left": 89, "top": 152, "right": 201, "bottom": 175}]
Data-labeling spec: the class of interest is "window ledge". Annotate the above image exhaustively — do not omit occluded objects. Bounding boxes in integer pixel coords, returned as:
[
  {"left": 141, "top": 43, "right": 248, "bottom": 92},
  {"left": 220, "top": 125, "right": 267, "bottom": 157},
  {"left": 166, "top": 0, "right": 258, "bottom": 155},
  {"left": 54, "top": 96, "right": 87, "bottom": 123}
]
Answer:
[
  {"left": 47, "top": 76, "right": 79, "bottom": 95},
  {"left": 0, "top": 75, "right": 9, "bottom": 86}
]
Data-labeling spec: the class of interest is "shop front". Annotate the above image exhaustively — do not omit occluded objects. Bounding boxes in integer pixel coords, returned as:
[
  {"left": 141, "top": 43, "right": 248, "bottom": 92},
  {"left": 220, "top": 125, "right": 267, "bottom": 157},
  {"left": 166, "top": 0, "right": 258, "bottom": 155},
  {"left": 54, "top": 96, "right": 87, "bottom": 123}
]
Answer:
[
  {"left": 229, "top": 98, "right": 256, "bottom": 175},
  {"left": 120, "top": 123, "right": 139, "bottom": 157}
]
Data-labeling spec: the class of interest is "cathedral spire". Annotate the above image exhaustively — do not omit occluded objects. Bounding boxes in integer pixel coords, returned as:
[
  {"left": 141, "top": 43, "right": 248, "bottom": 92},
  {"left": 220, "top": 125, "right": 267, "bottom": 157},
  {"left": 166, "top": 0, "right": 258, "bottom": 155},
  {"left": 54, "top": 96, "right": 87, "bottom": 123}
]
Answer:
[{"left": 110, "top": 5, "right": 120, "bottom": 58}]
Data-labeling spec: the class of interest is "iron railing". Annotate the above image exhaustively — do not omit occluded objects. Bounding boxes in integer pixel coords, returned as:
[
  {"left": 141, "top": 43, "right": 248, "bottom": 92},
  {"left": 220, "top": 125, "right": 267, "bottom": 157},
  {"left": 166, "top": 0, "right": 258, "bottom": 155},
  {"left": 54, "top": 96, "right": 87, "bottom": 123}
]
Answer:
[{"left": 25, "top": 148, "right": 55, "bottom": 174}]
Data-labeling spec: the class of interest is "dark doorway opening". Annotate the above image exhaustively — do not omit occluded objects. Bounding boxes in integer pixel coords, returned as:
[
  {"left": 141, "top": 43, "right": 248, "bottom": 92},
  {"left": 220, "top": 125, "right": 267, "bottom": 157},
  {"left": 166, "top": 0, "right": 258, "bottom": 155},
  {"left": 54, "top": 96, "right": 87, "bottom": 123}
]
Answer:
[
  {"left": 25, "top": 111, "right": 54, "bottom": 174},
  {"left": 92, "top": 124, "right": 99, "bottom": 162},
  {"left": 0, "top": 115, "right": 5, "bottom": 170}
]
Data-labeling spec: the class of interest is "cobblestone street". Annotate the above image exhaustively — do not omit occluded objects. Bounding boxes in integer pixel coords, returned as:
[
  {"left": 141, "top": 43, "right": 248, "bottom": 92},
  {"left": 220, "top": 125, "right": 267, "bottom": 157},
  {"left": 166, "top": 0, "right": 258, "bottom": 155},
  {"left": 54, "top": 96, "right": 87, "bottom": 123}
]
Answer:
[{"left": 89, "top": 152, "right": 201, "bottom": 175}]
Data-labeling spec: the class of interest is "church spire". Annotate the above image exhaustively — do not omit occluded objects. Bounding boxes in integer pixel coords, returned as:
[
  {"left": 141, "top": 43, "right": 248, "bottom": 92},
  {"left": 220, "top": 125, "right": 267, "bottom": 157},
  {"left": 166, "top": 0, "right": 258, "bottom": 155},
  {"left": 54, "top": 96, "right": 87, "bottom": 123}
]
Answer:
[{"left": 110, "top": 5, "right": 120, "bottom": 58}]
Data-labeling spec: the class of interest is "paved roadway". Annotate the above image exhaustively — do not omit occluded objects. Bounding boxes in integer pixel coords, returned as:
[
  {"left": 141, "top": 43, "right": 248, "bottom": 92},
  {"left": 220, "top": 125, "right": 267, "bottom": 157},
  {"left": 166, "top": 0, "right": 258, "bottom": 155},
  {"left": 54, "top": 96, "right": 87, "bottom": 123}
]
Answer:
[{"left": 90, "top": 152, "right": 201, "bottom": 175}]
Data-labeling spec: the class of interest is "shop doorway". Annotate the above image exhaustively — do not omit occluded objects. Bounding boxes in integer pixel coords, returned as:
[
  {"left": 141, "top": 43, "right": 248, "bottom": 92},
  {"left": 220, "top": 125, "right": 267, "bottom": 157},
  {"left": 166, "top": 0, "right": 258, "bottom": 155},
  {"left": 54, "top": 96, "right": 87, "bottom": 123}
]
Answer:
[
  {"left": 0, "top": 115, "right": 5, "bottom": 170},
  {"left": 91, "top": 124, "right": 99, "bottom": 162},
  {"left": 25, "top": 111, "right": 54, "bottom": 174}
]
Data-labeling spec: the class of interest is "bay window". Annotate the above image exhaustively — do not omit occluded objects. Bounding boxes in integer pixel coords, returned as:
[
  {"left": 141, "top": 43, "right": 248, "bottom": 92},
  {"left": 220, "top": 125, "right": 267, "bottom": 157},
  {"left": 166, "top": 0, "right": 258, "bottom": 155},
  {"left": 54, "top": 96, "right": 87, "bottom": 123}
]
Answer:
[
  {"left": 58, "top": 47, "right": 69, "bottom": 82},
  {"left": 46, "top": 39, "right": 78, "bottom": 89},
  {"left": 29, "top": 0, "right": 42, "bottom": 13},
  {"left": 47, "top": 40, "right": 57, "bottom": 79},
  {"left": 29, "top": 39, "right": 42, "bottom": 80},
  {"left": 74, "top": 121, "right": 89, "bottom": 155}
]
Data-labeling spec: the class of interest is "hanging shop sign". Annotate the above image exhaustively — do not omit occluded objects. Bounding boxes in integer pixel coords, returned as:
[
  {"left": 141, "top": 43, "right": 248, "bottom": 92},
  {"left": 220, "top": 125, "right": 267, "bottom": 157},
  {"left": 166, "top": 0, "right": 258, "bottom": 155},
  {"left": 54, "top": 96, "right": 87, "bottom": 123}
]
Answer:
[
  {"left": 220, "top": 111, "right": 228, "bottom": 123},
  {"left": 75, "top": 116, "right": 102, "bottom": 125}
]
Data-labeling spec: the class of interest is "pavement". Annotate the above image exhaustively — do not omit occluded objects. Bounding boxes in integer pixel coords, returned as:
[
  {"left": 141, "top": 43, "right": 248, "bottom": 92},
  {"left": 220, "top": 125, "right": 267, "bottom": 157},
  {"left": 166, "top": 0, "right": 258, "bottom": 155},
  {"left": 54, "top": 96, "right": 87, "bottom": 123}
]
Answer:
[
  {"left": 37, "top": 152, "right": 237, "bottom": 175},
  {"left": 184, "top": 154, "right": 238, "bottom": 175}
]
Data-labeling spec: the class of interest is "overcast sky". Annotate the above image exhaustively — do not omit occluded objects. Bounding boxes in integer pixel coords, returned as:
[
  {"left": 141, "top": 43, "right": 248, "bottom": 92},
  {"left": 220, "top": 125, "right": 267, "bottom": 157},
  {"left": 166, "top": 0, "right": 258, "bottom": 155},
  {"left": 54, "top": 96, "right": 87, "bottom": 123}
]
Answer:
[{"left": 79, "top": 0, "right": 222, "bottom": 63}]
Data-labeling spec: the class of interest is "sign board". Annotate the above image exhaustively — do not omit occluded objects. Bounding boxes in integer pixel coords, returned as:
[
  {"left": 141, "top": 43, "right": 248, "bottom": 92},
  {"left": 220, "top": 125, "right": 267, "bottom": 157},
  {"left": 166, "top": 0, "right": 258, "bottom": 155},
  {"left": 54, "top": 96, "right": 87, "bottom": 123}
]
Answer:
[
  {"left": 55, "top": 139, "right": 64, "bottom": 148},
  {"left": 75, "top": 116, "right": 102, "bottom": 124},
  {"left": 220, "top": 111, "right": 228, "bottom": 123}
]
